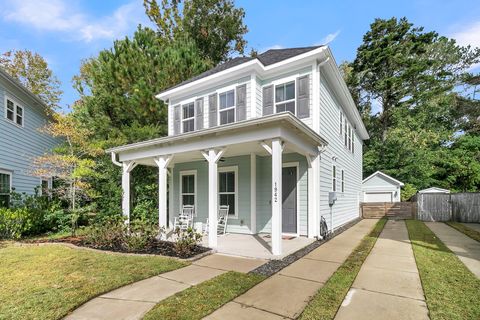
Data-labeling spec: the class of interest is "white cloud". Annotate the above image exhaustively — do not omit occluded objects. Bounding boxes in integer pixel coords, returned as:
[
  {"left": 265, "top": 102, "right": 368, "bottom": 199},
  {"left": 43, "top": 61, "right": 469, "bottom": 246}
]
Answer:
[
  {"left": 1, "top": 0, "right": 149, "bottom": 43},
  {"left": 319, "top": 30, "right": 341, "bottom": 45},
  {"left": 450, "top": 21, "right": 480, "bottom": 48}
]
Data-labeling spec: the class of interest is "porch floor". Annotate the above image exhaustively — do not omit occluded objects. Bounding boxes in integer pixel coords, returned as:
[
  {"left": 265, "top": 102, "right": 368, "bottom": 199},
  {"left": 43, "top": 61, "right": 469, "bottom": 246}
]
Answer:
[{"left": 202, "top": 233, "right": 315, "bottom": 260}]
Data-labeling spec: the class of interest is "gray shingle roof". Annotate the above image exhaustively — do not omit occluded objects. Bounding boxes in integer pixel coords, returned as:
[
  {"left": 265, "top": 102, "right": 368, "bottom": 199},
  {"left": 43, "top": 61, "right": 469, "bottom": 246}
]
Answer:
[{"left": 162, "top": 46, "right": 323, "bottom": 94}]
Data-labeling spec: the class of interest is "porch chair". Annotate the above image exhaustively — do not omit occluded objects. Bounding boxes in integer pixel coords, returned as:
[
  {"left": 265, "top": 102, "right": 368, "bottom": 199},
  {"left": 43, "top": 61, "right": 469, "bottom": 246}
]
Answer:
[
  {"left": 204, "top": 205, "right": 230, "bottom": 235},
  {"left": 173, "top": 205, "right": 195, "bottom": 231}
]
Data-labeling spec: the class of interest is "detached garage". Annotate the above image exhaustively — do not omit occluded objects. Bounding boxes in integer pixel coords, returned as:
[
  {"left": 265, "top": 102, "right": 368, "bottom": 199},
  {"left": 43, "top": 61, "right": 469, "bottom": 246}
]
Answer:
[{"left": 362, "top": 171, "right": 404, "bottom": 203}]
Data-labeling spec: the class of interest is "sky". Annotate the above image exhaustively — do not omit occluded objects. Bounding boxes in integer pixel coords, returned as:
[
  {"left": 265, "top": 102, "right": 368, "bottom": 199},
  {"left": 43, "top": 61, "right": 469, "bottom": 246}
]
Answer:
[{"left": 1, "top": 0, "right": 479, "bottom": 111}]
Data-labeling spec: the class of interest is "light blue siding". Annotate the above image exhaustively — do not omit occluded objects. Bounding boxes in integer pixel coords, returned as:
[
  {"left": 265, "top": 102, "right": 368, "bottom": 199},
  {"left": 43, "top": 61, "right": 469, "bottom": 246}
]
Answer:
[
  {"left": 170, "top": 153, "right": 309, "bottom": 235},
  {"left": 0, "top": 79, "right": 59, "bottom": 195}
]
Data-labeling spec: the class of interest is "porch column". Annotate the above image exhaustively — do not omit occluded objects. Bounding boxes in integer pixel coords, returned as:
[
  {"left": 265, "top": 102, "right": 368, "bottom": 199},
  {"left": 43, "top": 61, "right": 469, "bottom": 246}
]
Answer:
[
  {"left": 154, "top": 155, "right": 173, "bottom": 229},
  {"left": 201, "top": 148, "right": 226, "bottom": 249},
  {"left": 122, "top": 161, "right": 137, "bottom": 224},
  {"left": 307, "top": 153, "right": 321, "bottom": 238},
  {"left": 250, "top": 153, "right": 257, "bottom": 234},
  {"left": 271, "top": 139, "right": 283, "bottom": 255}
]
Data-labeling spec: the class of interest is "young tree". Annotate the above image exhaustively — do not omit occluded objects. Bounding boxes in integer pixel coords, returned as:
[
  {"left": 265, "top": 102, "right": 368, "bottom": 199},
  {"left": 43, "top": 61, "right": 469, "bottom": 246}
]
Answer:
[
  {"left": 0, "top": 50, "right": 62, "bottom": 111},
  {"left": 143, "top": 0, "right": 248, "bottom": 63}
]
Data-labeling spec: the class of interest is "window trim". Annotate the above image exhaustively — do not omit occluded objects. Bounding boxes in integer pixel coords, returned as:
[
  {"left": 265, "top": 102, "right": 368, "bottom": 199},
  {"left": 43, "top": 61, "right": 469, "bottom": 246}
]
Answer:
[
  {"left": 218, "top": 165, "right": 239, "bottom": 219},
  {"left": 274, "top": 79, "right": 296, "bottom": 115},
  {"left": 181, "top": 101, "right": 195, "bottom": 133},
  {"left": 4, "top": 95, "right": 24, "bottom": 127},
  {"left": 0, "top": 169, "right": 12, "bottom": 207},
  {"left": 218, "top": 89, "right": 236, "bottom": 125},
  {"left": 179, "top": 170, "right": 197, "bottom": 216}
]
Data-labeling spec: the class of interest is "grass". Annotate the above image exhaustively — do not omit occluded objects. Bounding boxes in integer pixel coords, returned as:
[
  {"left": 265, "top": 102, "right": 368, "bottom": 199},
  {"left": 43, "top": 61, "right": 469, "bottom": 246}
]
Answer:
[
  {"left": 445, "top": 221, "right": 480, "bottom": 242},
  {"left": 406, "top": 220, "right": 480, "bottom": 320},
  {"left": 299, "top": 218, "right": 387, "bottom": 320},
  {"left": 143, "top": 271, "right": 265, "bottom": 320},
  {"left": 0, "top": 242, "right": 187, "bottom": 320}
]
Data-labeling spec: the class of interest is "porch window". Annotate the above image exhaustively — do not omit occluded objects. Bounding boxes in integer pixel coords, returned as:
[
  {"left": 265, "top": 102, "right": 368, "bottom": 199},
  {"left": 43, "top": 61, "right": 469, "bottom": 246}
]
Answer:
[
  {"left": 219, "top": 89, "right": 235, "bottom": 125},
  {"left": 219, "top": 166, "right": 238, "bottom": 217},
  {"left": 332, "top": 165, "right": 337, "bottom": 192},
  {"left": 275, "top": 81, "right": 295, "bottom": 114},
  {"left": 0, "top": 171, "right": 12, "bottom": 208},
  {"left": 5, "top": 97, "right": 24, "bottom": 127},
  {"left": 182, "top": 102, "right": 195, "bottom": 133},
  {"left": 180, "top": 171, "right": 196, "bottom": 211}
]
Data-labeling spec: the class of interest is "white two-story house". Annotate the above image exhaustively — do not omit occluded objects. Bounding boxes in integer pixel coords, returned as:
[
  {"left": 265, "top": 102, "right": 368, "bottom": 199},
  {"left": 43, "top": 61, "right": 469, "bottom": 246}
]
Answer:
[{"left": 107, "top": 46, "right": 369, "bottom": 257}]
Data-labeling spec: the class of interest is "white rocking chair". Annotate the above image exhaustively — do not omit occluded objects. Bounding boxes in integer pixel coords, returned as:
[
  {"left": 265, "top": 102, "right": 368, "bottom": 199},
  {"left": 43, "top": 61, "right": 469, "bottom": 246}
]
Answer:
[
  {"left": 204, "top": 205, "right": 230, "bottom": 235},
  {"left": 173, "top": 205, "right": 195, "bottom": 231}
]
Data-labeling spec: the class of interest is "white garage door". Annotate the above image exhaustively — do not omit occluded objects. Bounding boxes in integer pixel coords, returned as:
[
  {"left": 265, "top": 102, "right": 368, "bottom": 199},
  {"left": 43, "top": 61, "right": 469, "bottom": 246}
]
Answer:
[{"left": 364, "top": 192, "right": 392, "bottom": 202}]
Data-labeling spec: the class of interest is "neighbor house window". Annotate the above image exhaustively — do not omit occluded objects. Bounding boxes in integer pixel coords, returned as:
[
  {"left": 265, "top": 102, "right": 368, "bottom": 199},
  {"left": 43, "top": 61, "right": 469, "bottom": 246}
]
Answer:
[
  {"left": 4, "top": 97, "right": 24, "bottom": 127},
  {"left": 219, "top": 166, "right": 238, "bottom": 217},
  {"left": 41, "top": 179, "right": 50, "bottom": 196},
  {"left": 180, "top": 171, "right": 196, "bottom": 213},
  {"left": 182, "top": 102, "right": 195, "bottom": 133},
  {"left": 340, "top": 112, "right": 343, "bottom": 136},
  {"left": 275, "top": 81, "right": 295, "bottom": 114},
  {"left": 219, "top": 89, "right": 235, "bottom": 125},
  {"left": 341, "top": 169, "right": 345, "bottom": 193},
  {"left": 0, "top": 171, "right": 12, "bottom": 208},
  {"left": 344, "top": 122, "right": 348, "bottom": 147},
  {"left": 332, "top": 165, "right": 337, "bottom": 192}
]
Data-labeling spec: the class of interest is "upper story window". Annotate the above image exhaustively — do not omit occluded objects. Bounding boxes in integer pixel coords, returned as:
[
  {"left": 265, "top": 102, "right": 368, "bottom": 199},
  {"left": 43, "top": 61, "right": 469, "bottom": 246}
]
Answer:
[
  {"left": 340, "top": 112, "right": 343, "bottom": 135},
  {"left": 4, "top": 96, "right": 24, "bottom": 127},
  {"left": 219, "top": 89, "right": 235, "bottom": 125},
  {"left": 275, "top": 81, "right": 295, "bottom": 114},
  {"left": 182, "top": 102, "right": 195, "bottom": 133}
]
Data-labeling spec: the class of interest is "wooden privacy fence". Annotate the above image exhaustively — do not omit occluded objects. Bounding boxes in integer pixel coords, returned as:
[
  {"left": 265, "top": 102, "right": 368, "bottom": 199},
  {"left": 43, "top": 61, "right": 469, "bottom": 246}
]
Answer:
[
  {"left": 415, "top": 192, "right": 480, "bottom": 222},
  {"left": 361, "top": 202, "right": 416, "bottom": 219}
]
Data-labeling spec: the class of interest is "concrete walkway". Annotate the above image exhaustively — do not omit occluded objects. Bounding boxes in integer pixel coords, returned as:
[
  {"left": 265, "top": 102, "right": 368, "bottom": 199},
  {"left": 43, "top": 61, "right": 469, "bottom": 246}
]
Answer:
[
  {"left": 205, "top": 219, "right": 378, "bottom": 320},
  {"left": 335, "top": 220, "right": 429, "bottom": 320},
  {"left": 64, "top": 254, "right": 265, "bottom": 320},
  {"left": 426, "top": 222, "right": 480, "bottom": 278}
]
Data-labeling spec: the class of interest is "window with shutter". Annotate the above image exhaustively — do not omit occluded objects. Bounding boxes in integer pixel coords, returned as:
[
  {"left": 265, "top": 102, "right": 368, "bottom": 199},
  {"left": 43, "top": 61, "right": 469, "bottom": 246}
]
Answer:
[
  {"left": 219, "top": 89, "right": 235, "bottom": 125},
  {"left": 182, "top": 102, "right": 195, "bottom": 133},
  {"left": 275, "top": 81, "right": 295, "bottom": 114}
]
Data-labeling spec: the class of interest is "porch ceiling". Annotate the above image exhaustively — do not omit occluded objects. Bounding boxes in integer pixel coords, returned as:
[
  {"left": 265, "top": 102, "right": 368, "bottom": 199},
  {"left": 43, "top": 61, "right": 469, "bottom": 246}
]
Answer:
[{"left": 107, "top": 113, "right": 328, "bottom": 164}]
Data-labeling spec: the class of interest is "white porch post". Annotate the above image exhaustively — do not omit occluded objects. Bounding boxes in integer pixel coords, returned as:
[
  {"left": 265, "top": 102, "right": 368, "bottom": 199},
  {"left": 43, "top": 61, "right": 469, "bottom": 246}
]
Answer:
[
  {"left": 121, "top": 161, "right": 137, "bottom": 224},
  {"left": 307, "top": 153, "right": 321, "bottom": 238},
  {"left": 271, "top": 139, "right": 283, "bottom": 255},
  {"left": 250, "top": 153, "right": 257, "bottom": 234},
  {"left": 154, "top": 155, "right": 173, "bottom": 229},
  {"left": 201, "top": 148, "right": 226, "bottom": 249}
]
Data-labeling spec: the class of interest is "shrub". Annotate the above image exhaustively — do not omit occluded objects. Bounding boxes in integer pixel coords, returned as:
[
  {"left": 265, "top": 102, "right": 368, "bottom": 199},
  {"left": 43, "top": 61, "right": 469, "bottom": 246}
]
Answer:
[
  {"left": 173, "top": 227, "right": 203, "bottom": 256},
  {"left": 125, "top": 219, "right": 160, "bottom": 251},
  {"left": 0, "top": 207, "right": 33, "bottom": 239}
]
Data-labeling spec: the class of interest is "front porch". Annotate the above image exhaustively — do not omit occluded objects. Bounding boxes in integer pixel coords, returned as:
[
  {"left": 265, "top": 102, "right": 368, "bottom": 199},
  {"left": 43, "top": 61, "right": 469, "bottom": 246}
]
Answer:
[
  {"left": 107, "top": 113, "right": 327, "bottom": 257},
  {"left": 202, "top": 233, "right": 315, "bottom": 259}
]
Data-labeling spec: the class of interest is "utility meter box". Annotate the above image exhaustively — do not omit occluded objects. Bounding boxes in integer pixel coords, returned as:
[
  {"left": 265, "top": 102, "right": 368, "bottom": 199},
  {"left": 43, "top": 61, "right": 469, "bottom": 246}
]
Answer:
[{"left": 328, "top": 192, "right": 337, "bottom": 205}]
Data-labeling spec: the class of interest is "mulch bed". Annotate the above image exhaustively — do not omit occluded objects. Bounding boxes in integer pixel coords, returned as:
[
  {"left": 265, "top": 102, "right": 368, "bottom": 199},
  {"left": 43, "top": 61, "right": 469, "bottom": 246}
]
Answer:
[
  {"left": 250, "top": 218, "right": 362, "bottom": 277},
  {"left": 28, "top": 237, "right": 211, "bottom": 259}
]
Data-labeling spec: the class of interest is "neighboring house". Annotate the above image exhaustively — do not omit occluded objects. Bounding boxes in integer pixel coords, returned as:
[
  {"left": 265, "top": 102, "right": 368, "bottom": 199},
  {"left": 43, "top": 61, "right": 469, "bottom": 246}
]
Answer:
[
  {"left": 362, "top": 171, "right": 404, "bottom": 203},
  {"left": 107, "top": 46, "right": 369, "bottom": 256},
  {"left": 0, "top": 68, "right": 58, "bottom": 206},
  {"left": 418, "top": 187, "right": 450, "bottom": 194}
]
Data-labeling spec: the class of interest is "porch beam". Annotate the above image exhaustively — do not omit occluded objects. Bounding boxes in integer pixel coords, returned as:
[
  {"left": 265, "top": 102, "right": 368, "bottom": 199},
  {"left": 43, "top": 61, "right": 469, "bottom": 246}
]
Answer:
[
  {"left": 121, "top": 161, "right": 137, "bottom": 225},
  {"left": 271, "top": 138, "right": 283, "bottom": 255},
  {"left": 154, "top": 155, "right": 173, "bottom": 230},
  {"left": 201, "top": 148, "right": 227, "bottom": 249},
  {"left": 260, "top": 141, "right": 272, "bottom": 155}
]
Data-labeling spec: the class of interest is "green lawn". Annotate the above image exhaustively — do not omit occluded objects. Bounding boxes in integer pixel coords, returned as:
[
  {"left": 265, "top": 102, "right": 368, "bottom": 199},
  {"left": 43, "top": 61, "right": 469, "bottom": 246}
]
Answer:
[
  {"left": 0, "top": 243, "right": 187, "bottom": 320},
  {"left": 406, "top": 220, "right": 480, "bottom": 320},
  {"left": 299, "top": 218, "right": 387, "bottom": 320},
  {"left": 143, "top": 271, "right": 265, "bottom": 320},
  {"left": 445, "top": 222, "right": 480, "bottom": 242}
]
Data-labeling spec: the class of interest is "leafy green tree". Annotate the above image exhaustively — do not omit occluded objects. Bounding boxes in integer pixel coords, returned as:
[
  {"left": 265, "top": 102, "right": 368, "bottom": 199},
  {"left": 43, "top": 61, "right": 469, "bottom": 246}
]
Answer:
[
  {"left": 144, "top": 0, "right": 248, "bottom": 63},
  {"left": 73, "top": 27, "right": 211, "bottom": 145},
  {"left": 344, "top": 17, "right": 480, "bottom": 191},
  {"left": 0, "top": 50, "right": 62, "bottom": 111}
]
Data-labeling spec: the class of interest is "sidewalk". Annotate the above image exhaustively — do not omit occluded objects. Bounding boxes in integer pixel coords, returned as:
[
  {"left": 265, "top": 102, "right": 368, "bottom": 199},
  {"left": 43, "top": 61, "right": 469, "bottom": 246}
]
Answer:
[
  {"left": 426, "top": 222, "right": 480, "bottom": 278},
  {"left": 64, "top": 254, "right": 265, "bottom": 320},
  {"left": 205, "top": 219, "right": 378, "bottom": 320},
  {"left": 335, "top": 220, "right": 428, "bottom": 320}
]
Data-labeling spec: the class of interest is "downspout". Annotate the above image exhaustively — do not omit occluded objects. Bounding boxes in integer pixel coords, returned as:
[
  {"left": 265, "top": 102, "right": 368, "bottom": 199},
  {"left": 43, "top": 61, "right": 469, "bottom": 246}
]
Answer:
[{"left": 111, "top": 152, "right": 122, "bottom": 167}]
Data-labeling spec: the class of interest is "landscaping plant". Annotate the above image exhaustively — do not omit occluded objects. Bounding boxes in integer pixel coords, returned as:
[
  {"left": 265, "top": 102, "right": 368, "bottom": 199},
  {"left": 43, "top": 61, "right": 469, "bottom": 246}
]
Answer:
[{"left": 173, "top": 227, "right": 203, "bottom": 256}]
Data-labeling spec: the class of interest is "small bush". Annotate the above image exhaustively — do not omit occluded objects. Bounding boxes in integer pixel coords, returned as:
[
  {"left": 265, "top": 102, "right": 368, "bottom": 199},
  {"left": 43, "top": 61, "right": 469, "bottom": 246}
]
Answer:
[
  {"left": 125, "top": 219, "right": 160, "bottom": 251},
  {"left": 173, "top": 227, "right": 203, "bottom": 256},
  {"left": 0, "top": 207, "right": 33, "bottom": 239}
]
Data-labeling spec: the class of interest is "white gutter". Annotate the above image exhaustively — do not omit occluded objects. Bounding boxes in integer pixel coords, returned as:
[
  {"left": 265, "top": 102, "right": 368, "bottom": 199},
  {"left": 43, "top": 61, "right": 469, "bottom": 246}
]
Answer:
[{"left": 111, "top": 152, "right": 122, "bottom": 167}]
